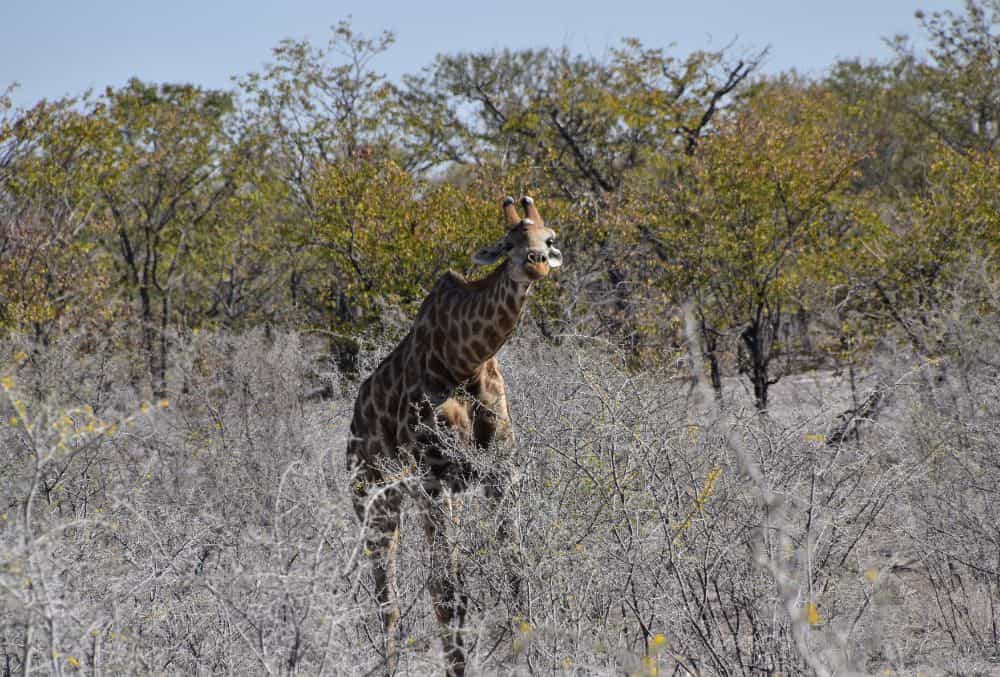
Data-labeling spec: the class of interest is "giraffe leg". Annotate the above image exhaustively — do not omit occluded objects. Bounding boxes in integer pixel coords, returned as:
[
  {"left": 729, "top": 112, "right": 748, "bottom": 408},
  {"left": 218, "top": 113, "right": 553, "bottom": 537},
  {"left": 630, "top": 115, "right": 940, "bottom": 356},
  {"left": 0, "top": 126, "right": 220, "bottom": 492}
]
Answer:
[
  {"left": 466, "top": 360, "right": 525, "bottom": 618},
  {"left": 422, "top": 494, "right": 469, "bottom": 677},
  {"left": 356, "top": 483, "right": 403, "bottom": 675},
  {"left": 468, "top": 358, "right": 513, "bottom": 454}
]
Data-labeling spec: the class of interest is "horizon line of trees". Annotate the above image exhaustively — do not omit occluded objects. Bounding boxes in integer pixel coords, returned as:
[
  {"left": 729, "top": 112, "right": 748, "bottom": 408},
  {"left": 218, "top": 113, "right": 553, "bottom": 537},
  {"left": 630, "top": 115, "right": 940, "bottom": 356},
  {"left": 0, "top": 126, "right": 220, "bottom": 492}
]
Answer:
[{"left": 1, "top": 0, "right": 997, "bottom": 408}]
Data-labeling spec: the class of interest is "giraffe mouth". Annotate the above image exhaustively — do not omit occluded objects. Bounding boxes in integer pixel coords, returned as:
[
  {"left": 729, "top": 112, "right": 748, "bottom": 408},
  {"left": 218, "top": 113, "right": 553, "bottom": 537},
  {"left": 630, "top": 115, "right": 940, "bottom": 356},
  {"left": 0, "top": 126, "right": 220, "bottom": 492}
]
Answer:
[{"left": 524, "top": 261, "right": 551, "bottom": 279}]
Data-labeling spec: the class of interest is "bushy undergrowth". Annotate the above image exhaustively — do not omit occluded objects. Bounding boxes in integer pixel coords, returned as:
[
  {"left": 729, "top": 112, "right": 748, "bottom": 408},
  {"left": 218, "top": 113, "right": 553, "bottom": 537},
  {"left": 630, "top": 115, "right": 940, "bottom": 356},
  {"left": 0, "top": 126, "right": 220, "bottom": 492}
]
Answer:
[{"left": 2, "top": 323, "right": 999, "bottom": 675}]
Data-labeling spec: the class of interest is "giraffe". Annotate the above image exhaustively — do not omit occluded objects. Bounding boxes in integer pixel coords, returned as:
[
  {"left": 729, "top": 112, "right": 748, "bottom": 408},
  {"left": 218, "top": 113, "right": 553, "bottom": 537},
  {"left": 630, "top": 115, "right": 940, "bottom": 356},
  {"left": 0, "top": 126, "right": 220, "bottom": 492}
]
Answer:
[{"left": 347, "top": 196, "right": 562, "bottom": 676}]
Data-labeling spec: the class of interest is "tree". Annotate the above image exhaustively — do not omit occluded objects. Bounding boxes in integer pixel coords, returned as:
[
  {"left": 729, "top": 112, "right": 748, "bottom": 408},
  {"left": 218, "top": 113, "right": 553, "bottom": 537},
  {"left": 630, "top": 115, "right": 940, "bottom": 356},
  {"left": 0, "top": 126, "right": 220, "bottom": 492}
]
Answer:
[
  {"left": 235, "top": 20, "right": 398, "bottom": 193},
  {"left": 0, "top": 94, "right": 113, "bottom": 341},
  {"left": 830, "top": 1, "right": 1000, "bottom": 362},
  {"left": 233, "top": 22, "right": 413, "bottom": 347},
  {"left": 889, "top": 0, "right": 999, "bottom": 156},
  {"left": 851, "top": 143, "right": 999, "bottom": 358},
  {"left": 397, "top": 40, "right": 764, "bottom": 203},
  {"left": 94, "top": 80, "right": 236, "bottom": 397},
  {"left": 641, "top": 82, "right": 871, "bottom": 409},
  {"left": 303, "top": 157, "right": 497, "bottom": 329}
]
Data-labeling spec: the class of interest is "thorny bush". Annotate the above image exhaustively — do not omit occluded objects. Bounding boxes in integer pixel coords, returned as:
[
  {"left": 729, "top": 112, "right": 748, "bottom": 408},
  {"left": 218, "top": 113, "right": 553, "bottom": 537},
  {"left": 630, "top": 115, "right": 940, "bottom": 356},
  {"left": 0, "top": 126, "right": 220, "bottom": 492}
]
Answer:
[{"left": 2, "top": 319, "right": 999, "bottom": 675}]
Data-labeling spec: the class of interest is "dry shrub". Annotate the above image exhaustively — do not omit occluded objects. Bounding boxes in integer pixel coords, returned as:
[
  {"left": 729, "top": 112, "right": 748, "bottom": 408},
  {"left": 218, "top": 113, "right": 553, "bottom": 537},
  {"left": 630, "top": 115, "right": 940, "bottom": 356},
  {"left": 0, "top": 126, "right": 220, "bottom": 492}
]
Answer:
[{"left": 1, "top": 305, "right": 998, "bottom": 674}]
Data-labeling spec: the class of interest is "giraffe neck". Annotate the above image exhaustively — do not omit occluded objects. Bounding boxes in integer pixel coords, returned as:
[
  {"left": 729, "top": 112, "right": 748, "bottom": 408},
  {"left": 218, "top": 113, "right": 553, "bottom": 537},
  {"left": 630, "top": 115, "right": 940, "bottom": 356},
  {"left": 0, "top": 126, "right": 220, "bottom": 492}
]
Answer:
[{"left": 415, "top": 260, "right": 532, "bottom": 388}]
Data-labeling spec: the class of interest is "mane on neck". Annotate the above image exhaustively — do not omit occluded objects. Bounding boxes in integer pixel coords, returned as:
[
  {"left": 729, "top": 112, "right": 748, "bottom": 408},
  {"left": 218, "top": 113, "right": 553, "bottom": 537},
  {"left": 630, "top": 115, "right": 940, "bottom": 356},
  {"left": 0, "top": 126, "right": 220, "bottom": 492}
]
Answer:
[{"left": 441, "top": 259, "right": 515, "bottom": 292}]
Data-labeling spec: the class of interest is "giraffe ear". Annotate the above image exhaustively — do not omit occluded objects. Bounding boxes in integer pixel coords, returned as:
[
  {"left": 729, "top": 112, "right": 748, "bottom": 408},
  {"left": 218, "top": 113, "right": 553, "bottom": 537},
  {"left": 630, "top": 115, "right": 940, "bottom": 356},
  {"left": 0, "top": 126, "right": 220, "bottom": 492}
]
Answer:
[{"left": 472, "top": 238, "right": 508, "bottom": 265}]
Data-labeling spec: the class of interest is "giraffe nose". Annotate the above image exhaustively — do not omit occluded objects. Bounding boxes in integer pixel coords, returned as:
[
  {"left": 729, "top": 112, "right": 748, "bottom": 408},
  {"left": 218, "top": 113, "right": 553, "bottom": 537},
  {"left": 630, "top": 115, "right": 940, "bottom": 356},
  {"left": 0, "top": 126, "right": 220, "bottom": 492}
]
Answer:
[{"left": 526, "top": 250, "right": 548, "bottom": 264}]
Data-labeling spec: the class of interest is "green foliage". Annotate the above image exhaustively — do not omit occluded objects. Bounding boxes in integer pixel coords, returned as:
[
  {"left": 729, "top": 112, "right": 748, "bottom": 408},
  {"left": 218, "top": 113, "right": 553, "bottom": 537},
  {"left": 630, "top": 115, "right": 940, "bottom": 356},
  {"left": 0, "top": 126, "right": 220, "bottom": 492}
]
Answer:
[
  {"left": 91, "top": 80, "right": 238, "bottom": 394},
  {"left": 303, "top": 157, "right": 497, "bottom": 330},
  {"left": 640, "top": 83, "right": 872, "bottom": 406},
  {"left": 889, "top": 0, "right": 999, "bottom": 155},
  {"left": 852, "top": 143, "right": 1000, "bottom": 354},
  {"left": 813, "top": 1, "right": 999, "bottom": 367},
  {"left": 0, "top": 7, "right": 997, "bottom": 393},
  {"left": 0, "top": 96, "right": 113, "bottom": 336},
  {"left": 398, "top": 41, "right": 762, "bottom": 200},
  {"left": 236, "top": 19, "right": 398, "bottom": 168}
]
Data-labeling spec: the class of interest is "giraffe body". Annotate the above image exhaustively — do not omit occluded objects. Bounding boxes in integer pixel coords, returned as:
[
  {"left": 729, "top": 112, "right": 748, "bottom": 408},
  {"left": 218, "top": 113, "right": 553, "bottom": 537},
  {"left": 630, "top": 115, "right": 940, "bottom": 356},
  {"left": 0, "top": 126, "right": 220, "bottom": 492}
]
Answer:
[
  {"left": 347, "top": 197, "right": 561, "bottom": 676},
  {"left": 349, "top": 264, "right": 522, "bottom": 493}
]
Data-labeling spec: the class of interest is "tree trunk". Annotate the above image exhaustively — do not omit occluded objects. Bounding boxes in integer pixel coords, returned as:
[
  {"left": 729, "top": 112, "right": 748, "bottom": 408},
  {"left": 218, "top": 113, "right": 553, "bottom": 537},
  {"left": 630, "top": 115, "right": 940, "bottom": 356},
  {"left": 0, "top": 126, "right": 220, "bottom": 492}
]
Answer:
[
  {"left": 139, "top": 282, "right": 157, "bottom": 397},
  {"left": 699, "top": 315, "right": 723, "bottom": 401},
  {"left": 138, "top": 281, "right": 169, "bottom": 399},
  {"left": 740, "top": 313, "right": 780, "bottom": 412},
  {"left": 154, "top": 293, "right": 169, "bottom": 399}
]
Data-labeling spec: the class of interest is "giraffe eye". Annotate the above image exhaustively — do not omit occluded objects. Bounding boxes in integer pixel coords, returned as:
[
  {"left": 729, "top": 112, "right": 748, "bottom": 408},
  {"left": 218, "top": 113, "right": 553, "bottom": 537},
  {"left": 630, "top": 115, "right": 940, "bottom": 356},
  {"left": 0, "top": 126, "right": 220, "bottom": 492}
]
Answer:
[{"left": 545, "top": 237, "right": 555, "bottom": 247}]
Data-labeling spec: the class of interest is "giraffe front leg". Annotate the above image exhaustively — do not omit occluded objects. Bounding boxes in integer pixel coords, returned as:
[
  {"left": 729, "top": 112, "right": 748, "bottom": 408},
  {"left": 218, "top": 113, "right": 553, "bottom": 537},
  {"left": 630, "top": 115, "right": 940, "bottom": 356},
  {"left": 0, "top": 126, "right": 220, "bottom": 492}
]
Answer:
[
  {"left": 466, "top": 357, "right": 514, "bottom": 498},
  {"left": 466, "top": 359, "right": 524, "bottom": 616},
  {"left": 422, "top": 494, "right": 469, "bottom": 677},
  {"left": 468, "top": 358, "right": 513, "bottom": 458}
]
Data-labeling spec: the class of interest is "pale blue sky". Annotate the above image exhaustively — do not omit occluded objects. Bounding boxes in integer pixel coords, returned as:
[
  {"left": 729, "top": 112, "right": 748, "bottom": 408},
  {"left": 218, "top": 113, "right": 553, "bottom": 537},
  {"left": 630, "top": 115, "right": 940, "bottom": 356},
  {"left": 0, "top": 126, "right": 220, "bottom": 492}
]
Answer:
[{"left": 2, "top": 0, "right": 961, "bottom": 108}]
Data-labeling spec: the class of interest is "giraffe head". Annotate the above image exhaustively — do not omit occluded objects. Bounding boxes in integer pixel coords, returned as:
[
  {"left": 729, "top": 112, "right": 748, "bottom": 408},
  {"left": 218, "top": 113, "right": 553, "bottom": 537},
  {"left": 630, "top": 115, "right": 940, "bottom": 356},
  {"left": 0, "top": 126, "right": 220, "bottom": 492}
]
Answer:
[{"left": 472, "top": 196, "right": 563, "bottom": 282}]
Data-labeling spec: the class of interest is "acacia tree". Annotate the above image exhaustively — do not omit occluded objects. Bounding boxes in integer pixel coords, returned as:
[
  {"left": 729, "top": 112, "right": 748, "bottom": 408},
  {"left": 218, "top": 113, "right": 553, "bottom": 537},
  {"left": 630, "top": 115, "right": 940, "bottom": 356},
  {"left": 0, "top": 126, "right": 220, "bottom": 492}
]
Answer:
[
  {"left": 826, "top": 1, "right": 1000, "bottom": 362},
  {"left": 889, "top": 0, "right": 999, "bottom": 156},
  {"left": 234, "top": 22, "right": 408, "bottom": 344},
  {"left": 0, "top": 94, "right": 113, "bottom": 341},
  {"left": 642, "top": 83, "right": 871, "bottom": 409},
  {"left": 850, "top": 143, "right": 999, "bottom": 361},
  {"left": 94, "top": 80, "right": 236, "bottom": 397},
  {"left": 398, "top": 40, "right": 764, "bottom": 203},
  {"left": 883, "top": 0, "right": 999, "bottom": 330},
  {"left": 180, "top": 137, "right": 292, "bottom": 330},
  {"left": 237, "top": 20, "right": 398, "bottom": 171}
]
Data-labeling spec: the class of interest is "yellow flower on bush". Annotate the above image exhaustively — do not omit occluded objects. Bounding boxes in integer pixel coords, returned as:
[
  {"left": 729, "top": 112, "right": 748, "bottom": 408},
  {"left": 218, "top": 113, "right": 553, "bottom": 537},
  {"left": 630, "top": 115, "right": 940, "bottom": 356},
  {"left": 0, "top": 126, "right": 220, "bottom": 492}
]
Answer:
[
  {"left": 805, "top": 602, "right": 821, "bottom": 626},
  {"left": 649, "top": 633, "right": 667, "bottom": 655}
]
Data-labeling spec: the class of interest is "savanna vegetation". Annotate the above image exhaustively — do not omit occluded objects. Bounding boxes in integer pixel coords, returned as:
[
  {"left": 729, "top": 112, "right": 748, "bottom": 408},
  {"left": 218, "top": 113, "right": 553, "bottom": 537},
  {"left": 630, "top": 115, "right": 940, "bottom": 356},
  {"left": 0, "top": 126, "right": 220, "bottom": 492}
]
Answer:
[{"left": 2, "top": 2, "right": 999, "bottom": 675}]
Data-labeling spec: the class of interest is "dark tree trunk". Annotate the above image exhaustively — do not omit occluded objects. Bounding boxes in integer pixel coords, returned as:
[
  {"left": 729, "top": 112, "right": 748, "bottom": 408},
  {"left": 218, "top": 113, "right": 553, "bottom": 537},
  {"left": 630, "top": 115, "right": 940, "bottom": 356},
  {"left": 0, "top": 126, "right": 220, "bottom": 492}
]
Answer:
[
  {"left": 740, "top": 312, "right": 781, "bottom": 412},
  {"left": 138, "top": 280, "right": 169, "bottom": 399},
  {"left": 154, "top": 293, "right": 170, "bottom": 399},
  {"left": 699, "top": 314, "right": 723, "bottom": 401},
  {"left": 138, "top": 281, "right": 157, "bottom": 396}
]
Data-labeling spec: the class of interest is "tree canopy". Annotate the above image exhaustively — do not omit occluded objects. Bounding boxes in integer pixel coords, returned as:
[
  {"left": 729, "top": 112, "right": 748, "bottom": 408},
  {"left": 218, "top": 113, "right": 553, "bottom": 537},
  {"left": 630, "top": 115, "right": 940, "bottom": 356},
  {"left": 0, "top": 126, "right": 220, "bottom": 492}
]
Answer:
[{"left": 1, "top": 1, "right": 997, "bottom": 408}]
